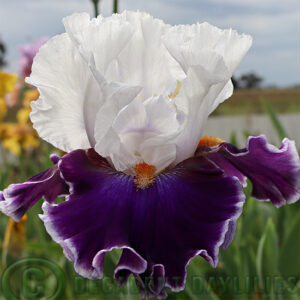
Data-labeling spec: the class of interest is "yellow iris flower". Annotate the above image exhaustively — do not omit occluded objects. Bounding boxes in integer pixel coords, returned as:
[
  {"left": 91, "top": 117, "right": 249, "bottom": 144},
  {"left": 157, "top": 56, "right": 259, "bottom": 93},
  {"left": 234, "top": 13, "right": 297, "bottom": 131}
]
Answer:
[
  {"left": 23, "top": 89, "right": 39, "bottom": 108},
  {"left": 0, "top": 85, "right": 40, "bottom": 155},
  {"left": 0, "top": 71, "right": 18, "bottom": 119},
  {"left": 1, "top": 121, "right": 40, "bottom": 155}
]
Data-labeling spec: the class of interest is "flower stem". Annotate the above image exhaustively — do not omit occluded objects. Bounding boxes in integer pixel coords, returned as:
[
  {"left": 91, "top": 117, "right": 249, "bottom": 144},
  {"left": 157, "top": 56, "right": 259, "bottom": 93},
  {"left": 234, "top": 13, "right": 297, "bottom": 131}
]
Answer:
[
  {"left": 113, "top": 0, "right": 118, "bottom": 13},
  {"left": 91, "top": 0, "right": 100, "bottom": 17}
]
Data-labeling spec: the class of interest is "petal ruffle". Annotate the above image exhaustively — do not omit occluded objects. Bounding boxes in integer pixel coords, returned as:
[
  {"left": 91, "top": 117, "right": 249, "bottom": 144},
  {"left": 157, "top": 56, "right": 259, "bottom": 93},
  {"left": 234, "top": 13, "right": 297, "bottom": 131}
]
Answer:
[
  {"left": 26, "top": 33, "right": 103, "bottom": 151},
  {"left": 163, "top": 23, "right": 252, "bottom": 165},
  {"left": 40, "top": 149, "right": 245, "bottom": 296},
  {"left": 0, "top": 154, "right": 68, "bottom": 222},
  {"left": 64, "top": 12, "right": 184, "bottom": 100},
  {"left": 202, "top": 135, "right": 300, "bottom": 208},
  {"left": 162, "top": 22, "right": 252, "bottom": 75},
  {"left": 172, "top": 50, "right": 231, "bottom": 165},
  {"left": 63, "top": 12, "right": 134, "bottom": 77}
]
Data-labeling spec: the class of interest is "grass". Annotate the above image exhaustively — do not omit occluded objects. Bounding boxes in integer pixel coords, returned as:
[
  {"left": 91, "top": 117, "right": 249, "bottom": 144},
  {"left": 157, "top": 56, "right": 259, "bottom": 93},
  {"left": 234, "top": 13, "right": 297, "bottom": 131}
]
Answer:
[{"left": 213, "top": 88, "right": 300, "bottom": 115}]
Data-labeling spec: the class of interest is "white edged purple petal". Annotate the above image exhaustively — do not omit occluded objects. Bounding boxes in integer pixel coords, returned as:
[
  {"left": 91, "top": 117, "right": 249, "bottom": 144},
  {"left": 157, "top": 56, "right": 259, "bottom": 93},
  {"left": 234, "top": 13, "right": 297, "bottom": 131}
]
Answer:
[
  {"left": 40, "top": 149, "right": 245, "bottom": 296},
  {"left": 0, "top": 155, "right": 68, "bottom": 222},
  {"left": 201, "top": 135, "right": 300, "bottom": 207},
  {"left": 135, "top": 264, "right": 168, "bottom": 299},
  {"left": 114, "top": 247, "right": 148, "bottom": 286},
  {"left": 220, "top": 219, "right": 237, "bottom": 249}
]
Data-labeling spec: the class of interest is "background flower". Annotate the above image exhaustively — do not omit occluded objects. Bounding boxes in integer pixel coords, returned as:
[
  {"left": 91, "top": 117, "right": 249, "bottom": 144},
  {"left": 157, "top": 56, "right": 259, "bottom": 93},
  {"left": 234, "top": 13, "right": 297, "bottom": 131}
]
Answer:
[
  {"left": 19, "top": 38, "right": 48, "bottom": 78},
  {"left": 0, "top": 88, "right": 40, "bottom": 156},
  {"left": 0, "top": 71, "right": 17, "bottom": 119}
]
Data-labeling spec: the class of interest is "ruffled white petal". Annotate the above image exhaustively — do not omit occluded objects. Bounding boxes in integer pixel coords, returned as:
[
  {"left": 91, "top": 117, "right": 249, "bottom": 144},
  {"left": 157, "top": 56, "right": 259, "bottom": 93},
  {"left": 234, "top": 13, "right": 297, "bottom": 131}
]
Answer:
[
  {"left": 162, "top": 22, "right": 252, "bottom": 74},
  {"left": 172, "top": 52, "right": 231, "bottom": 164},
  {"left": 27, "top": 11, "right": 252, "bottom": 173},
  {"left": 64, "top": 11, "right": 184, "bottom": 100},
  {"left": 63, "top": 12, "right": 134, "bottom": 76},
  {"left": 115, "top": 11, "right": 184, "bottom": 99},
  {"left": 27, "top": 33, "right": 104, "bottom": 152},
  {"left": 162, "top": 24, "right": 252, "bottom": 164}
]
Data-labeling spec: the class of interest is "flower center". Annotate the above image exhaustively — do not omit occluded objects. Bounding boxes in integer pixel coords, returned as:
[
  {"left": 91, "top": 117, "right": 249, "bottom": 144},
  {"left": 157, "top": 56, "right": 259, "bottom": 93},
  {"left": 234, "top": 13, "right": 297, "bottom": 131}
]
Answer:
[
  {"left": 198, "top": 136, "right": 224, "bottom": 148},
  {"left": 134, "top": 163, "right": 156, "bottom": 189}
]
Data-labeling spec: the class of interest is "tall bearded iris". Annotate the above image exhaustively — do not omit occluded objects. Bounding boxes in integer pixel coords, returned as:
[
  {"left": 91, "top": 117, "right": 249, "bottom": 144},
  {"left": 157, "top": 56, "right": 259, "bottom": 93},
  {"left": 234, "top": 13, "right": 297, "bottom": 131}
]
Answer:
[{"left": 1, "top": 11, "right": 300, "bottom": 299}]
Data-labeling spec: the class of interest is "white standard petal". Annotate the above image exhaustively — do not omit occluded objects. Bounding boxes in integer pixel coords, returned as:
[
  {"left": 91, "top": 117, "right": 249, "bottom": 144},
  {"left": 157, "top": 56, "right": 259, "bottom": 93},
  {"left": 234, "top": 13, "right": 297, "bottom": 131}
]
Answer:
[
  {"left": 140, "top": 96, "right": 181, "bottom": 171},
  {"left": 94, "top": 84, "right": 142, "bottom": 171},
  {"left": 162, "top": 22, "right": 251, "bottom": 120},
  {"left": 209, "top": 79, "right": 233, "bottom": 114},
  {"left": 26, "top": 33, "right": 106, "bottom": 152},
  {"left": 115, "top": 11, "right": 185, "bottom": 99},
  {"left": 163, "top": 22, "right": 252, "bottom": 75},
  {"left": 29, "top": 12, "right": 252, "bottom": 175},
  {"left": 95, "top": 95, "right": 181, "bottom": 173},
  {"left": 161, "top": 23, "right": 252, "bottom": 164},
  {"left": 64, "top": 11, "right": 185, "bottom": 100},
  {"left": 63, "top": 12, "right": 134, "bottom": 77},
  {"left": 172, "top": 51, "right": 232, "bottom": 164}
]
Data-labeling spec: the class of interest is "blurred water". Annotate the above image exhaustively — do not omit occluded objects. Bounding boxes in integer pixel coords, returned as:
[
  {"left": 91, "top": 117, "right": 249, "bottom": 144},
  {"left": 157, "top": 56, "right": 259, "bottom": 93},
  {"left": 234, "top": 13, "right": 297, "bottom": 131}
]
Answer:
[{"left": 204, "top": 113, "right": 300, "bottom": 148}]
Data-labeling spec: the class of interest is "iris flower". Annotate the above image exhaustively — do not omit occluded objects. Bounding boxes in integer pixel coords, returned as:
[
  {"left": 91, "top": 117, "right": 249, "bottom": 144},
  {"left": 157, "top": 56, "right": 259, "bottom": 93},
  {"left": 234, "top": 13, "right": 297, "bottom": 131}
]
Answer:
[
  {"left": 19, "top": 38, "right": 48, "bottom": 78},
  {"left": 0, "top": 11, "right": 299, "bottom": 298},
  {"left": 0, "top": 89, "right": 40, "bottom": 155},
  {"left": 0, "top": 71, "right": 17, "bottom": 119},
  {"left": 6, "top": 39, "right": 45, "bottom": 108}
]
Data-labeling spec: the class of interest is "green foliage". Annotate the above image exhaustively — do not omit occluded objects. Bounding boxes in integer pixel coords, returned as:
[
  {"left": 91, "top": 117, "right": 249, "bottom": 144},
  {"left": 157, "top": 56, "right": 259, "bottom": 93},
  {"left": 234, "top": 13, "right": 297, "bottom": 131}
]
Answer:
[
  {"left": 213, "top": 88, "right": 300, "bottom": 116},
  {"left": 279, "top": 213, "right": 300, "bottom": 279},
  {"left": 261, "top": 98, "right": 288, "bottom": 140}
]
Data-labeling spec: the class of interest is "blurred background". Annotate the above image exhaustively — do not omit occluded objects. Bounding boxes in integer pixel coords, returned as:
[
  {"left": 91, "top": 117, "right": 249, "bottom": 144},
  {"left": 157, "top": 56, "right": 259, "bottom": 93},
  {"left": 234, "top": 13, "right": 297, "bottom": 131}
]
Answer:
[{"left": 0, "top": 0, "right": 299, "bottom": 299}]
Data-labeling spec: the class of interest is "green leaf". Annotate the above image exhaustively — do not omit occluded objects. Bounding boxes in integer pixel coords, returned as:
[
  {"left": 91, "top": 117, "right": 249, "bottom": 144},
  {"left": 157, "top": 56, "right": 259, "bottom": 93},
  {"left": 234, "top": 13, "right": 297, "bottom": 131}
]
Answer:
[
  {"left": 244, "top": 179, "right": 253, "bottom": 200},
  {"left": 230, "top": 131, "right": 238, "bottom": 147},
  {"left": 173, "top": 257, "right": 220, "bottom": 300},
  {"left": 256, "top": 218, "right": 279, "bottom": 299},
  {"left": 261, "top": 98, "right": 287, "bottom": 140},
  {"left": 279, "top": 212, "right": 300, "bottom": 278},
  {"left": 242, "top": 130, "right": 252, "bottom": 142}
]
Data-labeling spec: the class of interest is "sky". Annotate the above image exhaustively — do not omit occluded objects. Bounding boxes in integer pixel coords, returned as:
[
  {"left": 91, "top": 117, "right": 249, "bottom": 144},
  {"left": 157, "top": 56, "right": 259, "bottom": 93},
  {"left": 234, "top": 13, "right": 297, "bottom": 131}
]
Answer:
[{"left": 0, "top": 0, "right": 299, "bottom": 87}]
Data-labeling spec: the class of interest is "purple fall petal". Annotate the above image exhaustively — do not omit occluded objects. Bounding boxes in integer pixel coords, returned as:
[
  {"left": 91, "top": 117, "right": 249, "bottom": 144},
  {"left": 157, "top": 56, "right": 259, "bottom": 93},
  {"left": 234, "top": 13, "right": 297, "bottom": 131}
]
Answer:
[
  {"left": 135, "top": 264, "right": 168, "bottom": 300},
  {"left": 203, "top": 135, "right": 300, "bottom": 208},
  {"left": 0, "top": 155, "right": 68, "bottom": 222},
  {"left": 221, "top": 219, "right": 237, "bottom": 249},
  {"left": 114, "top": 247, "right": 148, "bottom": 287},
  {"left": 148, "top": 264, "right": 166, "bottom": 296},
  {"left": 40, "top": 149, "right": 245, "bottom": 295},
  {"left": 199, "top": 145, "right": 247, "bottom": 187}
]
